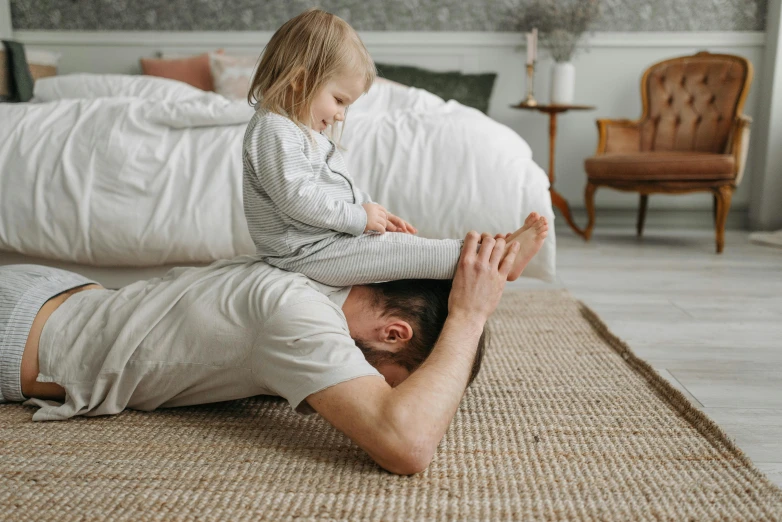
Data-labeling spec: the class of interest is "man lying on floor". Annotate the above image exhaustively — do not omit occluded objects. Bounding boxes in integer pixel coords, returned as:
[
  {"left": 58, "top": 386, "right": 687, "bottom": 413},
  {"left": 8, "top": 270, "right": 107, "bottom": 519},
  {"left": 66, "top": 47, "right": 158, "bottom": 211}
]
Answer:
[{"left": 0, "top": 232, "right": 527, "bottom": 475}]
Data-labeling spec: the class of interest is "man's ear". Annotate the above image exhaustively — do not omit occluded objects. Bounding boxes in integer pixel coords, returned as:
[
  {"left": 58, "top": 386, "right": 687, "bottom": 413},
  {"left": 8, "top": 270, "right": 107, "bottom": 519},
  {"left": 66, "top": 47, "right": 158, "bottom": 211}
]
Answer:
[{"left": 381, "top": 320, "right": 413, "bottom": 344}]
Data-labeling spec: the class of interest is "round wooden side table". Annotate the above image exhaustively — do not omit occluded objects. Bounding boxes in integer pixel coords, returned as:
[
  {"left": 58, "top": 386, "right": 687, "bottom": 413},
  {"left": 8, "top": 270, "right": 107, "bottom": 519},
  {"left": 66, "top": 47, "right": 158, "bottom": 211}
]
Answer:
[{"left": 510, "top": 102, "right": 595, "bottom": 239}]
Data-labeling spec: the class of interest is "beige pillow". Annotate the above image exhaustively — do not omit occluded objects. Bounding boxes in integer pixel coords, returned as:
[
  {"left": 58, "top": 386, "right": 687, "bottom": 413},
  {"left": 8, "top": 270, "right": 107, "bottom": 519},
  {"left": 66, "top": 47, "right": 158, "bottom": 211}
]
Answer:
[
  {"left": 27, "top": 50, "right": 61, "bottom": 87},
  {"left": 209, "top": 53, "right": 258, "bottom": 100},
  {"left": 140, "top": 50, "right": 223, "bottom": 91}
]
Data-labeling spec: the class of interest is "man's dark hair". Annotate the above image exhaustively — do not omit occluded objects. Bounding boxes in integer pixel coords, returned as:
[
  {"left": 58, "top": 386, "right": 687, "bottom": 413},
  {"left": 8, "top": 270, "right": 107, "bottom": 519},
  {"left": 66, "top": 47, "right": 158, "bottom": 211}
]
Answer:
[{"left": 364, "top": 279, "right": 488, "bottom": 387}]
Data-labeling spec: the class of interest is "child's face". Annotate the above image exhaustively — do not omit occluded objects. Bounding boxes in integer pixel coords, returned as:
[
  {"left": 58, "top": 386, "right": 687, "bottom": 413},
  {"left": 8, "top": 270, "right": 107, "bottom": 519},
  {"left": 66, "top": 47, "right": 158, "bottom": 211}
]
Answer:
[{"left": 308, "top": 73, "right": 365, "bottom": 132}]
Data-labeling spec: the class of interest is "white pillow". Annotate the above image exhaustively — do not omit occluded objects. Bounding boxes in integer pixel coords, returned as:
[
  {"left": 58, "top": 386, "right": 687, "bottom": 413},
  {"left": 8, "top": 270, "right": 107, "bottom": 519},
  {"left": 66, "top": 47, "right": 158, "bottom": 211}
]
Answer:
[
  {"left": 209, "top": 53, "right": 258, "bottom": 100},
  {"left": 350, "top": 78, "right": 446, "bottom": 115},
  {"left": 33, "top": 73, "right": 211, "bottom": 102},
  {"left": 26, "top": 49, "right": 61, "bottom": 67}
]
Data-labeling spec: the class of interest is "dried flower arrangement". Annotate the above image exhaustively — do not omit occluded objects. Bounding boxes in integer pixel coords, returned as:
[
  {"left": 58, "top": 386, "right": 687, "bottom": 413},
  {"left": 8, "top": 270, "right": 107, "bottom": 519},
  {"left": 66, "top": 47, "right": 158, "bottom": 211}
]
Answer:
[{"left": 518, "top": 0, "right": 600, "bottom": 62}]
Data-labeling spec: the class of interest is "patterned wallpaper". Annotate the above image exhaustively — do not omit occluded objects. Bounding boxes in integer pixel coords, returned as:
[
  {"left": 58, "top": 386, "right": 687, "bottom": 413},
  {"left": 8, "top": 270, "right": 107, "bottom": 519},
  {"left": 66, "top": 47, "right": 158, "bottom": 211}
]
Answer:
[{"left": 10, "top": 0, "right": 767, "bottom": 32}]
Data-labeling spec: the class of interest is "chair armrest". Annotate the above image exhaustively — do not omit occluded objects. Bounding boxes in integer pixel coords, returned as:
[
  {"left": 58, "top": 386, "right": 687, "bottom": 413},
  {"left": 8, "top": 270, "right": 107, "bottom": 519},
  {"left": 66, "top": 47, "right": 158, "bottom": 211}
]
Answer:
[
  {"left": 595, "top": 119, "right": 642, "bottom": 155},
  {"left": 725, "top": 115, "right": 752, "bottom": 185}
]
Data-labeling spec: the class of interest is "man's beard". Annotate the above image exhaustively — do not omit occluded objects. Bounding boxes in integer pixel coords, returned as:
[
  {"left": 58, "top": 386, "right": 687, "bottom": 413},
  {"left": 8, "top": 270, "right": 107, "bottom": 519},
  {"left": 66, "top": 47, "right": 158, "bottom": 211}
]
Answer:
[{"left": 354, "top": 337, "right": 398, "bottom": 369}]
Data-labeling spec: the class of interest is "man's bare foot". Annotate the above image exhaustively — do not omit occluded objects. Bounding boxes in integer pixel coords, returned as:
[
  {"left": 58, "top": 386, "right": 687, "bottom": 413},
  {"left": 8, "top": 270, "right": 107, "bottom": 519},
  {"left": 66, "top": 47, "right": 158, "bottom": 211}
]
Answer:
[{"left": 506, "top": 214, "right": 548, "bottom": 281}]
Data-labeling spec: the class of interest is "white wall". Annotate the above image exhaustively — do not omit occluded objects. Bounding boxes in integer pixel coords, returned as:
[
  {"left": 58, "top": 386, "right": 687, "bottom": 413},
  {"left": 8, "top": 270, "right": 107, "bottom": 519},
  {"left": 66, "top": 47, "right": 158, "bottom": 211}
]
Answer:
[
  {"left": 0, "top": 0, "right": 13, "bottom": 38},
  {"left": 14, "top": 30, "right": 766, "bottom": 215},
  {"left": 749, "top": 0, "right": 782, "bottom": 230}
]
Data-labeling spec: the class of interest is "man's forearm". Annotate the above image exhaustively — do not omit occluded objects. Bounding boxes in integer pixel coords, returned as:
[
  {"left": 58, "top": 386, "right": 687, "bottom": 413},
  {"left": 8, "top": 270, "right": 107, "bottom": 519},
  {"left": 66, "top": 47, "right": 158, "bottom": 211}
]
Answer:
[{"left": 383, "top": 310, "right": 486, "bottom": 462}]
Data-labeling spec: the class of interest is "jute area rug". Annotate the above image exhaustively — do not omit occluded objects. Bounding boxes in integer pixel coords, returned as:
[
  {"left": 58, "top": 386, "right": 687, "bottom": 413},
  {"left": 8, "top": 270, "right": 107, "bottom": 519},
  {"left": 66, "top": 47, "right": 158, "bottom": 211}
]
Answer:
[{"left": 1, "top": 290, "right": 781, "bottom": 521}]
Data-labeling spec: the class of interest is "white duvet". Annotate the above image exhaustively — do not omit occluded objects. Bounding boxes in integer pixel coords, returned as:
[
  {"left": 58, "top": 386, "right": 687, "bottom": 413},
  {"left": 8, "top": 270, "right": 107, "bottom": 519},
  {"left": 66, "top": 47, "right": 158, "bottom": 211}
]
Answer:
[{"left": 0, "top": 74, "right": 555, "bottom": 280}]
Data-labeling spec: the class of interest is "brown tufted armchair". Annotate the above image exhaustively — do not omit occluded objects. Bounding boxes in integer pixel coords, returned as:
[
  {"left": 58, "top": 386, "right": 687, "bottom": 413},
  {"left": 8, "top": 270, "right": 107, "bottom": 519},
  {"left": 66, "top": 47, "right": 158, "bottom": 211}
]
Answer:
[{"left": 583, "top": 52, "right": 753, "bottom": 253}]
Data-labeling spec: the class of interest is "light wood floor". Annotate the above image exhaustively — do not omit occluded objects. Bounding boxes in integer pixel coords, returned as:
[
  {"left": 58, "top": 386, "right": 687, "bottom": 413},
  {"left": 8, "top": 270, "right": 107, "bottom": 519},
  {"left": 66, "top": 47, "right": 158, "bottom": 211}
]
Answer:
[{"left": 511, "top": 225, "right": 782, "bottom": 487}]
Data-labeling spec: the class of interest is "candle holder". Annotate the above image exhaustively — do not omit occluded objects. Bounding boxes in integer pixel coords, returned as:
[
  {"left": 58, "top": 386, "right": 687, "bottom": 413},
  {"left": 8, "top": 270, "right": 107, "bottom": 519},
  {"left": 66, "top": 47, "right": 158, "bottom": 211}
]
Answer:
[{"left": 521, "top": 61, "right": 538, "bottom": 107}]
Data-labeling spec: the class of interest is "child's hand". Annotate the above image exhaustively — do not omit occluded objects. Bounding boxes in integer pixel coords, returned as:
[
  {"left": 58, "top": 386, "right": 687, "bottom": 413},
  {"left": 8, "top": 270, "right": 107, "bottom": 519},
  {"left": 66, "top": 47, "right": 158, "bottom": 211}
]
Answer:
[
  {"left": 362, "top": 203, "right": 389, "bottom": 234},
  {"left": 388, "top": 214, "right": 418, "bottom": 235}
]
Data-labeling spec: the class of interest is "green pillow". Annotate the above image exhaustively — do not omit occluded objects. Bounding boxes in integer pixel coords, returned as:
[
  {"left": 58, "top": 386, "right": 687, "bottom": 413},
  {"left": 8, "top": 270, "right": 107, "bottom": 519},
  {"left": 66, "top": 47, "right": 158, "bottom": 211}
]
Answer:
[{"left": 375, "top": 63, "right": 497, "bottom": 114}]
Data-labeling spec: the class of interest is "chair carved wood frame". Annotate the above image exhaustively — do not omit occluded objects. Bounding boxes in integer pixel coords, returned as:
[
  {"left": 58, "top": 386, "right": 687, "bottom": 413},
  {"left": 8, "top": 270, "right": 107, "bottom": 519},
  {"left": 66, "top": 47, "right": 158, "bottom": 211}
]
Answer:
[{"left": 583, "top": 52, "right": 753, "bottom": 253}]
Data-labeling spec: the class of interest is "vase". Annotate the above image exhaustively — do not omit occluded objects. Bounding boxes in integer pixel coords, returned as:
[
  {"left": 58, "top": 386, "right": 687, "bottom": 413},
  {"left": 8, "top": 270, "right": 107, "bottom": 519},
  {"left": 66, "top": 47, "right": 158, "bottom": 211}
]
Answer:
[{"left": 550, "top": 61, "right": 575, "bottom": 105}]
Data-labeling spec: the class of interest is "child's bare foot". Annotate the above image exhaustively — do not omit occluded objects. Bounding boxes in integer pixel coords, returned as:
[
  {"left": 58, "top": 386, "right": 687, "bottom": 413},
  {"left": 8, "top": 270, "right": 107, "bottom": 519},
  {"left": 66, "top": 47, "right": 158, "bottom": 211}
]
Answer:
[
  {"left": 516, "top": 212, "right": 540, "bottom": 237},
  {"left": 505, "top": 214, "right": 548, "bottom": 281},
  {"left": 495, "top": 212, "right": 539, "bottom": 242}
]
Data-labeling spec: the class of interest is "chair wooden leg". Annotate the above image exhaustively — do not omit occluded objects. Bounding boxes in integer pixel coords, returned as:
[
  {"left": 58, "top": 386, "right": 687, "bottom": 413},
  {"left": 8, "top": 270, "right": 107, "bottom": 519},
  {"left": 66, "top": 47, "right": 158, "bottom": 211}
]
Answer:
[
  {"left": 637, "top": 194, "right": 649, "bottom": 237},
  {"left": 713, "top": 185, "right": 733, "bottom": 254},
  {"left": 712, "top": 194, "right": 718, "bottom": 225},
  {"left": 584, "top": 182, "right": 597, "bottom": 241}
]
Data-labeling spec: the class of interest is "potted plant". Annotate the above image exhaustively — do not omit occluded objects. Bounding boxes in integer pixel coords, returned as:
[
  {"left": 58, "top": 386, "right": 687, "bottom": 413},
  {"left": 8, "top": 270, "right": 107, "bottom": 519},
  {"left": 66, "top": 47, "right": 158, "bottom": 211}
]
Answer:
[{"left": 519, "top": 0, "right": 599, "bottom": 104}]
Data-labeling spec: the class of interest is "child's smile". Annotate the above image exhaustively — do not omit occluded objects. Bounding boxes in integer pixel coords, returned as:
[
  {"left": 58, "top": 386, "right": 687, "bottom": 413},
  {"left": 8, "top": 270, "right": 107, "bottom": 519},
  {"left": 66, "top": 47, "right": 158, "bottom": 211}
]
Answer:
[{"left": 308, "top": 73, "right": 366, "bottom": 132}]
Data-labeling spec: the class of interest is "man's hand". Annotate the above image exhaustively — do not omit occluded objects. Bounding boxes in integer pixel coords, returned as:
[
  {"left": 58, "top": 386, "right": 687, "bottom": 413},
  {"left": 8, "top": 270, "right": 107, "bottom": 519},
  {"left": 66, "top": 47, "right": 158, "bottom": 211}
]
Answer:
[
  {"left": 362, "top": 203, "right": 389, "bottom": 234},
  {"left": 448, "top": 231, "right": 520, "bottom": 324},
  {"left": 386, "top": 214, "right": 418, "bottom": 234}
]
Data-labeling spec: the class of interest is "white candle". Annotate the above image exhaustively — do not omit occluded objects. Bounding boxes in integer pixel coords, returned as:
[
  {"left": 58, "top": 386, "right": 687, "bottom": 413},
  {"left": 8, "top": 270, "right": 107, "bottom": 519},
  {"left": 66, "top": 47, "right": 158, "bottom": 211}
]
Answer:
[
  {"left": 532, "top": 28, "right": 538, "bottom": 62},
  {"left": 526, "top": 32, "right": 533, "bottom": 65}
]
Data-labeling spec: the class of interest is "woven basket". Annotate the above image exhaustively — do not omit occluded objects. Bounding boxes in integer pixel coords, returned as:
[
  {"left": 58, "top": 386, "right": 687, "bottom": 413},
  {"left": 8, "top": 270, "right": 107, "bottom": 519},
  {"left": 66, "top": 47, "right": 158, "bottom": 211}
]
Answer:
[{"left": 0, "top": 50, "right": 58, "bottom": 97}]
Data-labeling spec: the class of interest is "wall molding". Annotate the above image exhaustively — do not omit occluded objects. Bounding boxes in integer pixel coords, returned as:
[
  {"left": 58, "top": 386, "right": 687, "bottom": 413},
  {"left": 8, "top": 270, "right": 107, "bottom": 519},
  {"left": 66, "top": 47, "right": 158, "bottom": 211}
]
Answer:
[
  {"left": 14, "top": 30, "right": 767, "bottom": 49},
  {"left": 11, "top": 28, "right": 768, "bottom": 216}
]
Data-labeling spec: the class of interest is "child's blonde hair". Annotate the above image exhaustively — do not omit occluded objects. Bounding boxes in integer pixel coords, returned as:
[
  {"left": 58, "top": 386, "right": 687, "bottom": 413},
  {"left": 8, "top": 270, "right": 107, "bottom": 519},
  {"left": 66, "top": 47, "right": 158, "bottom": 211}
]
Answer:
[{"left": 248, "top": 8, "right": 376, "bottom": 137}]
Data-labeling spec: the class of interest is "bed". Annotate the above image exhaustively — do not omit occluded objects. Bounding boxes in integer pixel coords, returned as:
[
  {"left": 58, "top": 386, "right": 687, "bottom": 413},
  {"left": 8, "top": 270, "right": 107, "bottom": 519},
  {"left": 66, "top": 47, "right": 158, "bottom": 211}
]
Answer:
[{"left": 0, "top": 74, "right": 556, "bottom": 284}]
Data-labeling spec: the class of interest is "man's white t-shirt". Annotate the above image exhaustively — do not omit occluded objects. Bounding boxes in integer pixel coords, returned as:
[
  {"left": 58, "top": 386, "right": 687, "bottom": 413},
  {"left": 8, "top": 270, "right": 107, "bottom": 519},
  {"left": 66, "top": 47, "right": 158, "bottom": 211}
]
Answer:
[{"left": 25, "top": 257, "right": 383, "bottom": 421}]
